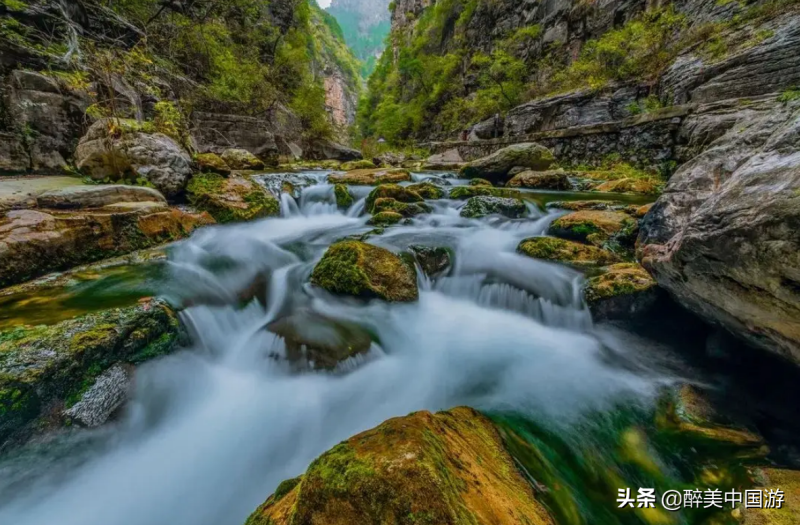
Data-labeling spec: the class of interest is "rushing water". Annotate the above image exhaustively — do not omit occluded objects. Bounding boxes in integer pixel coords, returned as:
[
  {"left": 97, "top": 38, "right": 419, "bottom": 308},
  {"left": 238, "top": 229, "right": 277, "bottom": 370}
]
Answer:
[{"left": 0, "top": 171, "right": 750, "bottom": 524}]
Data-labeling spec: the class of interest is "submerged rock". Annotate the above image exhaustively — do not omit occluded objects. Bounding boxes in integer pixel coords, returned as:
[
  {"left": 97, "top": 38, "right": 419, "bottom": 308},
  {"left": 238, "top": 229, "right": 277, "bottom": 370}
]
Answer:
[
  {"left": 408, "top": 245, "right": 452, "bottom": 277},
  {"left": 460, "top": 196, "right": 526, "bottom": 219},
  {"left": 36, "top": 185, "right": 166, "bottom": 210},
  {"left": 194, "top": 152, "right": 232, "bottom": 175},
  {"left": 0, "top": 299, "right": 185, "bottom": 446},
  {"left": 518, "top": 237, "right": 619, "bottom": 267},
  {"left": 220, "top": 148, "right": 266, "bottom": 171},
  {"left": 340, "top": 159, "right": 376, "bottom": 170},
  {"left": 507, "top": 170, "right": 572, "bottom": 190},
  {"left": 549, "top": 210, "right": 637, "bottom": 246},
  {"left": 365, "top": 184, "right": 423, "bottom": 213},
  {"left": 311, "top": 240, "right": 418, "bottom": 302},
  {"left": 328, "top": 168, "right": 412, "bottom": 186},
  {"left": 461, "top": 143, "right": 554, "bottom": 183},
  {"left": 243, "top": 407, "right": 554, "bottom": 525},
  {"left": 334, "top": 184, "right": 354, "bottom": 209},
  {"left": 187, "top": 173, "right": 279, "bottom": 224},
  {"left": 583, "top": 263, "right": 658, "bottom": 320}
]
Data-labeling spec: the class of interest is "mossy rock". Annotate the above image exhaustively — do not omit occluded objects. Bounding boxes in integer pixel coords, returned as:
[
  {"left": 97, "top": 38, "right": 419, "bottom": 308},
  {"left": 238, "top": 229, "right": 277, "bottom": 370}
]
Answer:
[
  {"left": 0, "top": 299, "right": 184, "bottom": 446},
  {"left": 741, "top": 468, "right": 800, "bottom": 524},
  {"left": 507, "top": 170, "right": 572, "bottom": 190},
  {"left": 461, "top": 143, "right": 555, "bottom": 182},
  {"left": 243, "top": 407, "right": 555, "bottom": 525},
  {"left": 448, "top": 185, "right": 522, "bottom": 200},
  {"left": 310, "top": 241, "right": 418, "bottom": 302},
  {"left": 373, "top": 198, "right": 431, "bottom": 218},
  {"left": 220, "top": 148, "right": 265, "bottom": 171},
  {"left": 328, "top": 168, "right": 412, "bottom": 186},
  {"left": 187, "top": 173, "right": 279, "bottom": 224},
  {"left": 547, "top": 200, "right": 627, "bottom": 212},
  {"left": 340, "top": 159, "right": 376, "bottom": 171},
  {"left": 592, "top": 178, "right": 662, "bottom": 196},
  {"left": 194, "top": 153, "right": 231, "bottom": 175},
  {"left": 549, "top": 210, "right": 637, "bottom": 246},
  {"left": 334, "top": 184, "right": 354, "bottom": 209},
  {"left": 460, "top": 196, "right": 526, "bottom": 219},
  {"left": 518, "top": 237, "right": 620, "bottom": 267},
  {"left": 583, "top": 263, "right": 658, "bottom": 319},
  {"left": 406, "top": 182, "right": 445, "bottom": 199},
  {"left": 365, "top": 184, "right": 423, "bottom": 213},
  {"left": 408, "top": 245, "right": 452, "bottom": 278},
  {"left": 368, "top": 211, "right": 404, "bottom": 227},
  {"left": 468, "top": 178, "right": 493, "bottom": 187}
]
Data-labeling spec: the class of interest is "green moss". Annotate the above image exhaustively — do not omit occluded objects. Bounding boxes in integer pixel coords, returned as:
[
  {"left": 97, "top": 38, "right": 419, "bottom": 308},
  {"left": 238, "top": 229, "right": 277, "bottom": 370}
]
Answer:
[
  {"left": 778, "top": 87, "right": 800, "bottom": 103},
  {"left": 273, "top": 476, "right": 303, "bottom": 502},
  {"left": 368, "top": 211, "right": 404, "bottom": 227},
  {"left": 187, "top": 173, "right": 279, "bottom": 224},
  {"left": 584, "top": 263, "right": 656, "bottom": 302},
  {"left": 468, "top": 178, "right": 492, "bottom": 187},
  {"left": 341, "top": 160, "right": 376, "bottom": 170},
  {"left": 406, "top": 182, "right": 445, "bottom": 199},
  {"left": 2, "top": 0, "right": 27, "bottom": 11},
  {"left": 448, "top": 186, "right": 521, "bottom": 200},
  {"left": 518, "top": 237, "right": 619, "bottom": 267},
  {"left": 334, "top": 184, "right": 354, "bottom": 209},
  {"left": 365, "top": 184, "right": 423, "bottom": 213}
]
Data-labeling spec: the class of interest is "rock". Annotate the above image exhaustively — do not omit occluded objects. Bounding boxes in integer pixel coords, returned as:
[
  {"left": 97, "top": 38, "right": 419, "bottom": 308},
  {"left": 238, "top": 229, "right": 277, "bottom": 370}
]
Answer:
[
  {"left": 305, "top": 139, "right": 362, "bottom": 161},
  {"left": 741, "top": 468, "right": 800, "bottom": 524},
  {"left": 632, "top": 203, "right": 652, "bottom": 218},
  {"left": 267, "top": 309, "right": 372, "bottom": 371},
  {"left": 194, "top": 153, "right": 232, "bottom": 175},
  {"left": 373, "top": 152, "right": 406, "bottom": 167},
  {"left": 256, "top": 173, "right": 317, "bottom": 200},
  {"left": 0, "top": 176, "right": 87, "bottom": 211},
  {"left": 74, "top": 119, "right": 193, "bottom": 198},
  {"left": 518, "top": 237, "right": 620, "bottom": 267},
  {"left": 592, "top": 178, "right": 661, "bottom": 195},
  {"left": 372, "top": 198, "right": 431, "bottom": 218},
  {"left": 468, "top": 178, "right": 493, "bottom": 186},
  {"left": 340, "top": 159, "right": 376, "bottom": 170},
  {"left": 0, "top": 299, "right": 185, "bottom": 446},
  {"left": 328, "top": 168, "right": 412, "bottom": 186},
  {"left": 365, "top": 184, "right": 423, "bottom": 213},
  {"left": 220, "top": 148, "right": 265, "bottom": 171},
  {"left": 460, "top": 143, "right": 555, "bottom": 182},
  {"left": 469, "top": 114, "right": 504, "bottom": 140},
  {"left": 639, "top": 101, "right": 800, "bottom": 364},
  {"left": 187, "top": 173, "right": 279, "bottom": 224},
  {"left": 367, "top": 211, "right": 404, "bottom": 227},
  {"left": 63, "top": 364, "right": 130, "bottom": 428},
  {"left": 190, "top": 112, "right": 280, "bottom": 160},
  {"left": 311, "top": 240, "right": 418, "bottom": 302},
  {"left": 408, "top": 245, "right": 452, "bottom": 277},
  {"left": 334, "top": 184, "right": 354, "bottom": 209},
  {"left": 0, "top": 207, "right": 213, "bottom": 288},
  {"left": 460, "top": 196, "right": 526, "bottom": 219},
  {"left": 583, "top": 263, "right": 658, "bottom": 320},
  {"left": 406, "top": 182, "right": 445, "bottom": 199},
  {"left": 547, "top": 200, "right": 627, "bottom": 212},
  {"left": 36, "top": 185, "right": 166, "bottom": 209},
  {"left": 448, "top": 185, "right": 522, "bottom": 200},
  {"left": 549, "top": 210, "right": 637, "bottom": 246},
  {"left": 425, "top": 147, "right": 463, "bottom": 167},
  {"left": 244, "top": 407, "right": 554, "bottom": 525},
  {"left": 507, "top": 170, "right": 572, "bottom": 190}
]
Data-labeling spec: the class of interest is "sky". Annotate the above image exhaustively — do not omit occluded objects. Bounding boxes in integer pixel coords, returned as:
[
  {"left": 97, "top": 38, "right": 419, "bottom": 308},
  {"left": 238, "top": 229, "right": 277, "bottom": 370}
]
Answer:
[{"left": 318, "top": 0, "right": 331, "bottom": 7}]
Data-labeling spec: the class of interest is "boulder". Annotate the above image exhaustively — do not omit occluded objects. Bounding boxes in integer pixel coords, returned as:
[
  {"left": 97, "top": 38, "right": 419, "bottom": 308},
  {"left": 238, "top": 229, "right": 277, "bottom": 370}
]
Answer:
[
  {"left": 74, "top": 119, "right": 193, "bottom": 198},
  {"left": 311, "top": 240, "right": 418, "bottom": 302},
  {"left": 592, "top": 178, "right": 661, "bottom": 195},
  {"left": 423, "top": 147, "right": 464, "bottom": 170},
  {"left": 328, "top": 168, "right": 412, "bottom": 186},
  {"left": 408, "top": 245, "right": 452, "bottom": 277},
  {"left": 305, "top": 139, "right": 362, "bottom": 161},
  {"left": 639, "top": 101, "right": 800, "bottom": 364},
  {"left": 468, "top": 178, "right": 493, "bottom": 186},
  {"left": 0, "top": 299, "right": 184, "bottom": 446},
  {"left": 507, "top": 170, "right": 572, "bottom": 190},
  {"left": 372, "top": 198, "right": 431, "bottom": 218},
  {"left": 220, "top": 148, "right": 265, "bottom": 171},
  {"left": 258, "top": 173, "right": 316, "bottom": 200},
  {"left": 547, "top": 200, "right": 627, "bottom": 212},
  {"left": 340, "top": 159, "right": 376, "bottom": 170},
  {"left": 0, "top": 207, "right": 213, "bottom": 288},
  {"left": 373, "top": 152, "right": 406, "bottom": 167},
  {"left": 583, "top": 263, "right": 658, "bottom": 320},
  {"left": 740, "top": 468, "right": 800, "bottom": 524},
  {"left": 190, "top": 112, "right": 280, "bottom": 159},
  {"left": 194, "top": 152, "right": 231, "bottom": 175},
  {"left": 460, "top": 196, "right": 526, "bottom": 219},
  {"left": 334, "top": 184, "right": 354, "bottom": 209},
  {"left": 267, "top": 309, "right": 372, "bottom": 371},
  {"left": 549, "top": 210, "right": 637, "bottom": 246},
  {"left": 243, "top": 407, "right": 554, "bottom": 525},
  {"left": 186, "top": 173, "right": 279, "bottom": 224},
  {"left": 36, "top": 185, "right": 166, "bottom": 209},
  {"left": 62, "top": 364, "right": 130, "bottom": 428},
  {"left": 367, "top": 211, "right": 404, "bottom": 227},
  {"left": 460, "top": 143, "right": 554, "bottom": 182},
  {"left": 0, "top": 176, "right": 87, "bottom": 211},
  {"left": 448, "top": 185, "right": 521, "bottom": 200},
  {"left": 406, "top": 182, "right": 445, "bottom": 199},
  {"left": 365, "top": 184, "right": 423, "bottom": 213},
  {"left": 518, "top": 237, "right": 620, "bottom": 267}
]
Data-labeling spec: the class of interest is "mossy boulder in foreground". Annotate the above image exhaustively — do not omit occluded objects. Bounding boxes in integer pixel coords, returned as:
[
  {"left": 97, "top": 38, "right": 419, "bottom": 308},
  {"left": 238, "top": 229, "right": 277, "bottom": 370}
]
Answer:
[
  {"left": 340, "top": 159, "right": 376, "bottom": 171},
  {"left": 333, "top": 184, "right": 353, "bottom": 209},
  {"left": 187, "top": 173, "right": 279, "bottom": 224},
  {"left": 583, "top": 263, "right": 658, "bottom": 320},
  {"left": 549, "top": 210, "right": 637, "bottom": 246},
  {"left": 507, "top": 170, "right": 572, "bottom": 190},
  {"left": 518, "top": 237, "right": 620, "bottom": 267},
  {"left": 244, "top": 407, "right": 555, "bottom": 525},
  {"left": 460, "top": 196, "right": 526, "bottom": 219},
  {"left": 367, "top": 211, "right": 404, "bottom": 227},
  {"left": 406, "top": 182, "right": 445, "bottom": 199},
  {"left": 311, "top": 241, "right": 418, "bottom": 302},
  {"left": 365, "top": 184, "right": 423, "bottom": 213},
  {"left": 194, "top": 152, "right": 232, "bottom": 175},
  {"left": 220, "top": 148, "right": 265, "bottom": 171}
]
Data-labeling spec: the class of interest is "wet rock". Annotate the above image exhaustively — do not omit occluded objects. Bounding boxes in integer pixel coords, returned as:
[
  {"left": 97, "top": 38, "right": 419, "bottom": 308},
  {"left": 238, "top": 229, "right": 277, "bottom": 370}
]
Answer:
[
  {"left": 448, "top": 185, "right": 522, "bottom": 200},
  {"left": 340, "top": 159, "right": 376, "bottom": 170},
  {"left": 0, "top": 299, "right": 185, "bottom": 446},
  {"left": 328, "top": 168, "right": 412, "bottom": 186},
  {"left": 372, "top": 198, "right": 431, "bottom": 218},
  {"left": 0, "top": 207, "right": 213, "bottom": 288},
  {"left": 547, "top": 200, "right": 627, "bottom": 212},
  {"left": 194, "top": 153, "right": 232, "bottom": 175},
  {"left": 460, "top": 143, "right": 555, "bottom": 183},
  {"left": 267, "top": 309, "right": 372, "bottom": 371},
  {"left": 220, "top": 148, "right": 265, "bottom": 171},
  {"left": 592, "top": 178, "right": 661, "bottom": 196},
  {"left": 367, "top": 211, "right": 404, "bottom": 227},
  {"left": 187, "top": 173, "right": 279, "bottom": 224},
  {"left": 549, "top": 210, "right": 637, "bottom": 246},
  {"left": 741, "top": 468, "right": 800, "bottom": 524},
  {"left": 74, "top": 119, "right": 193, "bottom": 198},
  {"left": 639, "top": 101, "right": 800, "bottom": 364},
  {"left": 408, "top": 245, "right": 451, "bottom": 277},
  {"left": 460, "top": 196, "right": 526, "bottom": 219},
  {"left": 365, "top": 184, "right": 423, "bottom": 213},
  {"left": 243, "top": 407, "right": 554, "bottom": 525},
  {"left": 583, "top": 263, "right": 658, "bottom": 320},
  {"left": 36, "top": 185, "right": 166, "bottom": 210},
  {"left": 0, "top": 176, "right": 88, "bottom": 211},
  {"left": 257, "top": 173, "right": 316, "bottom": 200},
  {"left": 334, "top": 184, "right": 354, "bottom": 209},
  {"left": 468, "top": 178, "right": 493, "bottom": 186},
  {"left": 311, "top": 240, "right": 418, "bottom": 302},
  {"left": 518, "top": 237, "right": 620, "bottom": 267},
  {"left": 406, "top": 182, "right": 445, "bottom": 199},
  {"left": 305, "top": 139, "right": 362, "bottom": 161},
  {"left": 62, "top": 364, "right": 130, "bottom": 428},
  {"left": 507, "top": 170, "right": 572, "bottom": 190}
]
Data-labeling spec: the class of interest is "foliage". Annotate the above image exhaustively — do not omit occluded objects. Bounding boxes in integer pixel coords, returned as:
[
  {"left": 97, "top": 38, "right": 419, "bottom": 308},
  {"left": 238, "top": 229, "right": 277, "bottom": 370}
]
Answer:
[{"left": 778, "top": 87, "right": 800, "bottom": 103}]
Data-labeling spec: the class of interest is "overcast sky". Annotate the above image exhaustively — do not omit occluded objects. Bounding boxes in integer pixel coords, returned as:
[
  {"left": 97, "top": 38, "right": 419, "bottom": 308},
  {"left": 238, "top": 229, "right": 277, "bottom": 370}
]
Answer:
[{"left": 318, "top": 0, "right": 331, "bottom": 7}]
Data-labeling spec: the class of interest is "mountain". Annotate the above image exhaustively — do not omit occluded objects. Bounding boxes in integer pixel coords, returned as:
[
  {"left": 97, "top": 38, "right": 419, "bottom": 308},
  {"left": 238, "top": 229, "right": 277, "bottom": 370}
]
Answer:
[{"left": 327, "top": 0, "right": 392, "bottom": 77}]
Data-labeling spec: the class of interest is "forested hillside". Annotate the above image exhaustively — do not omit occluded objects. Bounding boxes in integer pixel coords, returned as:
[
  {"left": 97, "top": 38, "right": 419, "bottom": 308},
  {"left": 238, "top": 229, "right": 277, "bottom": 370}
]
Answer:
[{"left": 327, "top": 0, "right": 391, "bottom": 77}]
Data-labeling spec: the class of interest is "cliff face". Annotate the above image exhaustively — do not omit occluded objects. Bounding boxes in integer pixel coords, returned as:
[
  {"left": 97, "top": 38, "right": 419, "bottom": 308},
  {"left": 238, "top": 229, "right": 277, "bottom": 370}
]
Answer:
[{"left": 327, "top": 0, "right": 392, "bottom": 76}]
